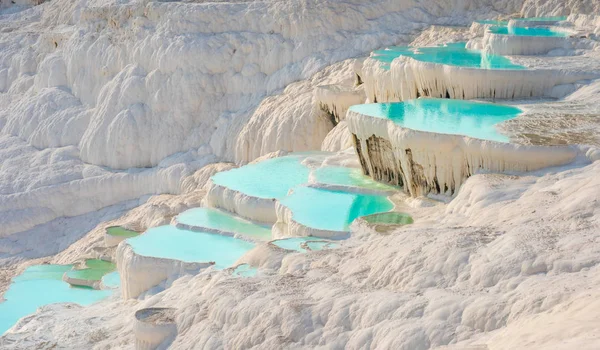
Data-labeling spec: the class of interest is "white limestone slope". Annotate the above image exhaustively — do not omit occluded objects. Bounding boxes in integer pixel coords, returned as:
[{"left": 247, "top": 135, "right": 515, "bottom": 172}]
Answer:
[{"left": 1, "top": 0, "right": 515, "bottom": 237}]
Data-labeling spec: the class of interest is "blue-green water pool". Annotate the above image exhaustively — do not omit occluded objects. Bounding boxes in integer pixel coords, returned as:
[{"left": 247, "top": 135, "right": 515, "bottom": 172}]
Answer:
[
  {"left": 279, "top": 187, "right": 394, "bottom": 232},
  {"left": 176, "top": 208, "right": 272, "bottom": 241},
  {"left": 211, "top": 154, "right": 312, "bottom": 199},
  {"left": 232, "top": 264, "right": 258, "bottom": 277},
  {"left": 127, "top": 226, "right": 255, "bottom": 268},
  {"left": 272, "top": 237, "right": 338, "bottom": 252},
  {"left": 476, "top": 19, "right": 509, "bottom": 25},
  {"left": 101, "top": 271, "right": 121, "bottom": 289},
  {"left": 489, "top": 26, "right": 569, "bottom": 37},
  {"left": 0, "top": 265, "right": 112, "bottom": 335},
  {"left": 371, "top": 42, "right": 525, "bottom": 70},
  {"left": 312, "top": 167, "right": 398, "bottom": 192},
  {"left": 349, "top": 98, "right": 522, "bottom": 142}
]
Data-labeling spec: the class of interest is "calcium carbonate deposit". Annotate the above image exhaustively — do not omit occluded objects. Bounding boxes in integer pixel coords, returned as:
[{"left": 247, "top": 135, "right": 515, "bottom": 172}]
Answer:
[{"left": 1, "top": 0, "right": 600, "bottom": 348}]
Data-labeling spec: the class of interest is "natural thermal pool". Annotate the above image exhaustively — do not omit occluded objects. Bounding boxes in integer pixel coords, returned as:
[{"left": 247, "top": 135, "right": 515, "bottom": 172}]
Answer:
[
  {"left": 279, "top": 187, "right": 394, "bottom": 232},
  {"left": 211, "top": 154, "right": 315, "bottom": 199},
  {"left": 348, "top": 98, "right": 522, "bottom": 142},
  {"left": 312, "top": 166, "right": 398, "bottom": 192},
  {"left": 271, "top": 237, "right": 338, "bottom": 252},
  {"left": 362, "top": 212, "right": 414, "bottom": 226},
  {"left": 175, "top": 208, "right": 272, "bottom": 241},
  {"left": 101, "top": 271, "right": 121, "bottom": 289},
  {"left": 126, "top": 225, "right": 255, "bottom": 268},
  {"left": 371, "top": 42, "right": 525, "bottom": 70},
  {"left": 489, "top": 26, "right": 570, "bottom": 37},
  {"left": 105, "top": 226, "right": 140, "bottom": 239},
  {"left": 476, "top": 19, "right": 509, "bottom": 25},
  {"left": 65, "top": 259, "right": 116, "bottom": 284},
  {"left": 0, "top": 265, "right": 112, "bottom": 335}
]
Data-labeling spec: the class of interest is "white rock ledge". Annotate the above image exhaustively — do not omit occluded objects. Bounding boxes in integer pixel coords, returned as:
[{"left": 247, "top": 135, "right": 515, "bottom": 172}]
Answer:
[
  {"left": 203, "top": 180, "right": 278, "bottom": 224},
  {"left": 362, "top": 56, "right": 597, "bottom": 103},
  {"left": 62, "top": 273, "right": 100, "bottom": 289},
  {"left": 274, "top": 198, "right": 350, "bottom": 239},
  {"left": 116, "top": 242, "right": 213, "bottom": 299},
  {"left": 170, "top": 218, "right": 261, "bottom": 244},
  {"left": 478, "top": 31, "right": 573, "bottom": 56},
  {"left": 346, "top": 109, "right": 579, "bottom": 197},
  {"left": 314, "top": 84, "right": 365, "bottom": 124},
  {"left": 134, "top": 307, "right": 177, "bottom": 350}
]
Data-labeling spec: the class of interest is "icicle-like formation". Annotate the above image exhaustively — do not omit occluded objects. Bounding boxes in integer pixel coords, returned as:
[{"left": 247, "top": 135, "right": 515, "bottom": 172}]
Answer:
[
  {"left": 346, "top": 109, "right": 578, "bottom": 197},
  {"left": 362, "top": 56, "right": 597, "bottom": 103},
  {"left": 314, "top": 84, "right": 365, "bottom": 124}
]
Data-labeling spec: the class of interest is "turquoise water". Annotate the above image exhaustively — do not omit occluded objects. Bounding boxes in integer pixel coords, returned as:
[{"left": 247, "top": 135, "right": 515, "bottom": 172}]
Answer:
[
  {"left": 313, "top": 167, "right": 398, "bottom": 192},
  {"left": 0, "top": 265, "right": 112, "bottom": 335},
  {"left": 476, "top": 19, "right": 509, "bottom": 25},
  {"left": 489, "top": 26, "right": 569, "bottom": 37},
  {"left": 232, "top": 264, "right": 258, "bottom": 277},
  {"left": 348, "top": 98, "right": 522, "bottom": 142},
  {"left": 272, "top": 237, "right": 338, "bottom": 252},
  {"left": 127, "top": 225, "right": 255, "bottom": 268},
  {"left": 101, "top": 271, "right": 121, "bottom": 289},
  {"left": 371, "top": 42, "right": 525, "bottom": 70},
  {"left": 211, "top": 154, "right": 312, "bottom": 199},
  {"left": 176, "top": 208, "right": 271, "bottom": 241},
  {"left": 279, "top": 187, "right": 394, "bottom": 232}
]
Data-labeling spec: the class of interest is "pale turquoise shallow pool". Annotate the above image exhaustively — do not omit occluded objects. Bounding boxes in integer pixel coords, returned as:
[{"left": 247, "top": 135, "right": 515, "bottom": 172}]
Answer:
[
  {"left": 0, "top": 265, "right": 112, "bottom": 335},
  {"left": 176, "top": 208, "right": 272, "bottom": 241},
  {"left": 514, "top": 16, "right": 567, "bottom": 22},
  {"left": 127, "top": 226, "right": 255, "bottom": 268},
  {"left": 476, "top": 19, "right": 509, "bottom": 25},
  {"left": 349, "top": 98, "right": 522, "bottom": 142},
  {"left": 101, "top": 271, "right": 121, "bottom": 289},
  {"left": 489, "top": 26, "right": 570, "bottom": 37},
  {"left": 279, "top": 187, "right": 394, "bottom": 232},
  {"left": 211, "top": 154, "right": 313, "bottom": 199},
  {"left": 272, "top": 237, "right": 338, "bottom": 252},
  {"left": 372, "top": 42, "right": 525, "bottom": 70},
  {"left": 313, "top": 166, "right": 398, "bottom": 192}
]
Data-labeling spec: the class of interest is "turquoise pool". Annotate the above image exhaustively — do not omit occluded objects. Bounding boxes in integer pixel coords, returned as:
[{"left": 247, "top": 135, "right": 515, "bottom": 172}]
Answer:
[
  {"left": 101, "top": 271, "right": 121, "bottom": 289},
  {"left": 272, "top": 237, "right": 338, "bottom": 252},
  {"left": 312, "top": 166, "right": 398, "bottom": 192},
  {"left": 127, "top": 226, "right": 255, "bottom": 268},
  {"left": 476, "top": 19, "right": 509, "bottom": 25},
  {"left": 349, "top": 98, "right": 522, "bottom": 142},
  {"left": 0, "top": 265, "right": 112, "bottom": 335},
  {"left": 371, "top": 42, "right": 525, "bottom": 70},
  {"left": 489, "top": 26, "right": 570, "bottom": 37},
  {"left": 176, "top": 208, "right": 272, "bottom": 241},
  {"left": 279, "top": 187, "right": 394, "bottom": 232},
  {"left": 211, "top": 154, "right": 313, "bottom": 199},
  {"left": 232, "top": 264, "right": 258, "bottom": 277}
]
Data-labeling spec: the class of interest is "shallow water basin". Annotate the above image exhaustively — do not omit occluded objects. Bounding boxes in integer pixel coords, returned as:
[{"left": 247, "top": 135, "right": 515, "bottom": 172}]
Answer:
[
  {"left": 489, "top": 25, "right": 570, "bottom": 37},
  {"left": 175, "top": 208, "right": 271, "bottom": 241},
  {"left": 372, "top": 42, "right": 525, "bottom": 70},
  {"left": 312, "top": 166, "right": 398, "bottom": 192},
  {"left": 127, "top": 225, "right": 255, "bottom": 268},
  {"left": 0, "top": 265, "right": 112, "bottom": 335},
  {"left": 279, "top": 187, "right": 394, "bottom": 232},
  {"left": 348, "top": 98, "right": 522, "bottom": 143}
]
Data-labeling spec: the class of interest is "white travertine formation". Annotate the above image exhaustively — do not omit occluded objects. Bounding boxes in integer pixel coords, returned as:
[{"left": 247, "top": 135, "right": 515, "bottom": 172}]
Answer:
[
  {"left": 203, "top": 180, "right": 278, "bottom": 224},
  {"left": 116, "top": 242, "right": 213, "bottom": 299},
  {"left": 478, "top": 31, "right": 573, "bottom": 55},
  {"left": 134, "top": 308, "right": 177, "bottom": 350},
  {"left": 346, "top": 109, "right": 580, "bottom": 197},
  {"left": 314, "top": 84, "right": 365, "bottom": 124},
  {"left": 362, "top": 55, "right": 597, "bottom": 103},
  {"left": 273, "top": 199, "right": 344, "bottom": 239},
  {"left": 62, "top": 273, "right": 100, "bottom": 289},
  {"left": 320, "top": 121, "right": 353, "bottom": 152}
]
